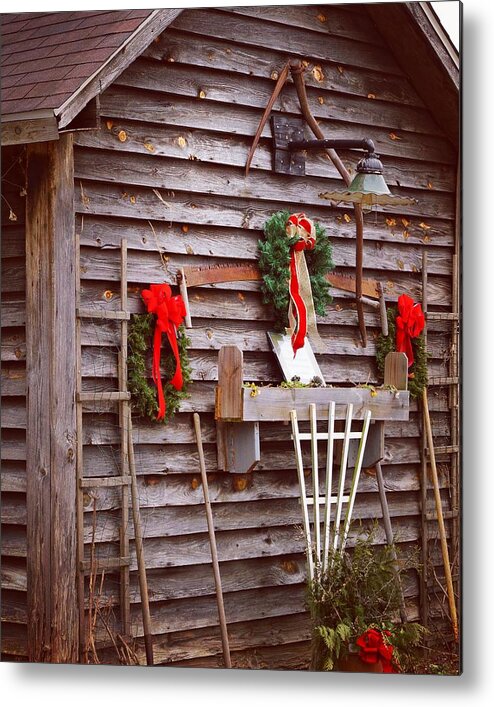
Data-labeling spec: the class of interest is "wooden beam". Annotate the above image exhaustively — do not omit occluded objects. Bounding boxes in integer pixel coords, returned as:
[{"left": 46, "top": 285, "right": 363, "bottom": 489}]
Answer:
[
  {"left": 26, "top": 134, "right": 78, "bottom": 663},
  {"left": 2, "top": 117, "right": 59, "bottom": 146},
  {"left": 241, "top": 387, "right": 409, "bottom": 423}
]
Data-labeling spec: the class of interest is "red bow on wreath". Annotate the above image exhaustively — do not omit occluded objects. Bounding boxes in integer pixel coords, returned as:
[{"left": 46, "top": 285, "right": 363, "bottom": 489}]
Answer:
[
  {"left": 395, "top": 293, "right": 425, "bottom": 368},
  {"left": 356, "top": 628, "right": 397, "bottom": 673},
  {"left": 285, "top": 213, "right": 323, "bottom": 356},
  {"left": 141, "top": 284, "right": 186, "bottom": 420}
]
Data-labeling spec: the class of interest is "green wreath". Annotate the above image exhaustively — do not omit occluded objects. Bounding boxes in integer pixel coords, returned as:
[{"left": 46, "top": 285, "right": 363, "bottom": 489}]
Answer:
[
  {"left": 258, "top": 210, "right": 334, "bottom": 331},
  {"left": 376, "top": 307, "right": 429, "bottom": 398},
  {"left": 128, "top": 313, "right": 192, "bottom": 423}
]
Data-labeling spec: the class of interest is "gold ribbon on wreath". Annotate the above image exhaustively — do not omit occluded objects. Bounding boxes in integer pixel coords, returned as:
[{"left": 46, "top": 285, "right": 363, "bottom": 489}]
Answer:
[{"left": 285, "top": 213, "right": 324, "bottom": 355}]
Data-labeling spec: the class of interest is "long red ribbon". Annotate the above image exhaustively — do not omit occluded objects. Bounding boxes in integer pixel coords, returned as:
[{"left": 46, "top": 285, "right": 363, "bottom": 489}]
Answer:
[
  {"left": 395, "top": 293, "right": 425, "bottom": 368},
  {"left": 286, "top": 213, "right": 316, "bottom": 355},
  {"left": 141, "top": 284, "right": 186, "bottom": 420}
]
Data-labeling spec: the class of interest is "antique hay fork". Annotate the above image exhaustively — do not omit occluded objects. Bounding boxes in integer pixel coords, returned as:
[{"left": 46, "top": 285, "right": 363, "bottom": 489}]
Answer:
[{"left": 290, "top": 402, "right": 372, "bottom": 580}]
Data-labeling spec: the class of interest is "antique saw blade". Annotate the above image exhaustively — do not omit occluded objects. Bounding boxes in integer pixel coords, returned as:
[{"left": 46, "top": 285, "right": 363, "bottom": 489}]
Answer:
[
  {"left": 326, "top": 271, "right": 380, "bottom": 300},
  {"left": 180, "top": 262, "right": 381, "bottom": 300},
  {"left": 181, "top": 262, "right": 262, "bottom": 287}
]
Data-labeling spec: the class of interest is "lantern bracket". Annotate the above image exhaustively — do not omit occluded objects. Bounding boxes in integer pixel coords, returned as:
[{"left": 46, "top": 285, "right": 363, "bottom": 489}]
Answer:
[{"left": 271, "top": 115, "right": 378, "bottom": 176}]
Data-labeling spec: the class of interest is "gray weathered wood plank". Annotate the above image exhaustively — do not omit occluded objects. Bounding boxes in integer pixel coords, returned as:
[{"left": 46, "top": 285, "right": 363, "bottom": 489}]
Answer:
[
  {"left": 74, "top": 179, "right": 455, "bottom": 251},
  {"left": 170, "top": 9, "right": 402, "bottom": 74},
  {"left": 118, "top": 58, "right": 442, "bottom": 137},
  {"left": 144, "top": 29, "right": 424, "bottom": 106},
  {"left": 74, "top": 123, "right": 455, "bottom": 194},
  {"left": 82, "top": 517, "right": 429, "bottom": 573},
  {"left": 78, "top": 432, "right": 447, "bottom": 479},
  {"left": 75, "top": 222, "right": 454, "bottom": 277},
  {"left": 74, "top": 149, "right": 455, "bottom": 220},
  {"left": 77, "top": 346, "right": 449, "bottom": 386},
  {"left": 83, "top": 494, "right": 421, "bottom": 543},
  {"left": 100, "top": 87, "right": 456, "bottom": 165},
  {"left": 225, "top": 4, "right": 385, "bottom": 46},
  {"left": 76, "top": 461, "right": 449, "bottom": 511}
]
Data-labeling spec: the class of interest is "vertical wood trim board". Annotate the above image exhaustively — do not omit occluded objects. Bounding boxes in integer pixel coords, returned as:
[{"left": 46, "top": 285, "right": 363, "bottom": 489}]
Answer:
[{"left": 25, "top": 134, "right": 78, "bottom": 663}]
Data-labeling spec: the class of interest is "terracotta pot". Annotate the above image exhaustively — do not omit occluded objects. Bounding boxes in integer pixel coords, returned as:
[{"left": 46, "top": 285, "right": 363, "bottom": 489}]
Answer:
[{"left": 335, "top": 653, "right": 384, "bottom": 673}]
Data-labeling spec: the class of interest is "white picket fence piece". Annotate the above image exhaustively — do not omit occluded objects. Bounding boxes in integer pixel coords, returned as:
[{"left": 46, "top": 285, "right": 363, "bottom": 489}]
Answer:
[{"left": 290, "top": 402, "right": 372, "bottom": 581}]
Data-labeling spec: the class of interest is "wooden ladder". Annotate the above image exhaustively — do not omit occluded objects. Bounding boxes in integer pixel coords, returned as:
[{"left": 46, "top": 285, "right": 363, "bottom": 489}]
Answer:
[
  {"left": 75, "top": 238, "right": 147, "bottom": 662},
  {"left": 420, "top": 250, "right": 460, "bottom": 641},
  {"left": 290, "top": 402, "right": 371, "bottom": 580}
]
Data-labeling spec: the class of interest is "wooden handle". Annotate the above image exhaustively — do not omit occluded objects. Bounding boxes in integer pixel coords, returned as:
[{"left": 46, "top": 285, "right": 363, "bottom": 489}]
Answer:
[
  {"left": 422, "top": 389, "right": 459, "bottom": 641},
  {"left": 193, "top": 413, "right": 232, "bottom": 667},
  {"left": 128, "top": 411, "right": 154, "bottom": 665}
]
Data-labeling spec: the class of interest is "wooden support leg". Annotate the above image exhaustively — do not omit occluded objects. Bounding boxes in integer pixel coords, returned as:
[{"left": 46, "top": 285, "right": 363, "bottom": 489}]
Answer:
[{"left": 216, "top": 420, "right": 260, "bottom": 473}]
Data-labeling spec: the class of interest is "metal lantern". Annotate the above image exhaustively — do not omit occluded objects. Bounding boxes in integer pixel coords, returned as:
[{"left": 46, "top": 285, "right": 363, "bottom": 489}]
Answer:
[{"left": 319, "top": 151, "right": 417, "bottom": 211}]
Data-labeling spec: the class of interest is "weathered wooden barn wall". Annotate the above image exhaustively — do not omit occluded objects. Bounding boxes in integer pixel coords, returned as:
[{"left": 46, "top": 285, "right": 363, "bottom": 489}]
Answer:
[
  {"left": 1, "top": 145, "right": 28, "bottom": 660},
  {"left": 68, "top": 4, "right": 457, "bottom": 668}
]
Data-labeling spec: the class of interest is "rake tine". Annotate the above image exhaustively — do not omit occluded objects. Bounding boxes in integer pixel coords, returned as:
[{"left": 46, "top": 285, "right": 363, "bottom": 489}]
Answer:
[
  {"left": 333, "top": 404, "right": 353, "bottom": 554},
  {"left": 340, "top": 410, "right": 371, "bottom": 552},
  {"left": 322, "top": 401, "right": 335, "bottom": 572},
  {"left": 291, "top": 409, "right": 314, "bottom": 581},
  {"left": 309, "top": 403, "right": 321, "bottom": 565}
]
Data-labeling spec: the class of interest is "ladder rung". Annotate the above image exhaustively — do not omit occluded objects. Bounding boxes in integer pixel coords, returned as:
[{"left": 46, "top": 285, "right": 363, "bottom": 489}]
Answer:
[
  {"left": 80, "top": 557, "right": 130, "bottom": 573},
  {"left": 426, "top": 312, "right": 459, "bottom": 321},
  {"left": 297, "top": 431, "right": 362, "bottom": 442},
  {"left": 77, "top": 308, "right": 131, "bottom": 321},
  {"left": 428, "top": 377, "right": 459, "bottom": 386},
  {"left": 425, "top": 510, "right": 459, "bottom": 522},
  {"left": 80, "top": 476, "right": 131, "bottom": 488},
  {"left": 305, "top": 496, "right": 350, "bottom": 506},
  {"left": 77, "top": 391, "right": 131, "bottom": 402},
  {"left": 426, "top": 445, "right": 459, "bottom": 456}
]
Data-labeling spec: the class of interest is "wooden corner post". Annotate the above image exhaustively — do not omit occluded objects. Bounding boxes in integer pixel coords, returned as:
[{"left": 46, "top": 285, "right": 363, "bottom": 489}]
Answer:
[{"left": 26, "top": 134, "right": 78, "bottom": 663}]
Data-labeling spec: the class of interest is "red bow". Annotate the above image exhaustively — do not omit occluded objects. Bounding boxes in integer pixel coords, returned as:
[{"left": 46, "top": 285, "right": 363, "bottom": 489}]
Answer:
[
  {"left": 141, "top": 284, "right": 186, "bottom": 420},
  {"left": 286, "top": 213, "right": 317, "bottom": 355},
  {"left": 356, "top": 628, "right": 397, "bottom": 673},
  {"left": 395, "top": 294, "right": 425, "bottom": 368}
]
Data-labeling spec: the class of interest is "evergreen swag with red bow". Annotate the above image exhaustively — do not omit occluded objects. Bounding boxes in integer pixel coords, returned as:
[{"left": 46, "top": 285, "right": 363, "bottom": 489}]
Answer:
[
  {"left": 258, "top": 211, "right": 334, "bottom": 339},
  {"left": 376, "top": 294, "right": 428, "bottom": 399},
  {"left": 128, "top": 285, "right": 191, "bottom": 424}
]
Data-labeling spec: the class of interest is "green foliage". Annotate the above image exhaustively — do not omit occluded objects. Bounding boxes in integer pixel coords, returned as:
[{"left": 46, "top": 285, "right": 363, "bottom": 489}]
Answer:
[
  {"left": 128, "top": 313, "right": 191, "bottom": 423},
  {"left": 307, "top": 526, "right": 427, "bottom": 671},
  {"left": 258, "top": 210, "right": 334, "bottom": 331},
  {"left": 315, "top": 622, "right": 354, "bottom": 670},
  {"left": 375, "top": 306, "right": 429, "bottom": 398}
]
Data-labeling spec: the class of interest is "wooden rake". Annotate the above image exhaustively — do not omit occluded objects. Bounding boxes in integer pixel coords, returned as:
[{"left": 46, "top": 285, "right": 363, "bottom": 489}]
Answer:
[{"left": 290, "top": 402, "right": 372, "bottom": 580}]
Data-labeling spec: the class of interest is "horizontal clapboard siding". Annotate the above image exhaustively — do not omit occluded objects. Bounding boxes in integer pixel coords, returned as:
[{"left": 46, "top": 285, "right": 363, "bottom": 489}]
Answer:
[
  {"left": 1, "top": 145, "right": 28, "bottom": 661},
  {"left": 68, "top": 5, "right": 457, "bottom": 667}
]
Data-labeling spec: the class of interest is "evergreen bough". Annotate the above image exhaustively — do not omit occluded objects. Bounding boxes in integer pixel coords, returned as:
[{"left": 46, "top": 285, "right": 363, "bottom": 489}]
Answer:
[
  {"left": 307, "top": 527, "right": 427, "bottom": 672},
  {"left": 258, "top": 210, "right": 334, "bottom": 331},
  {"left": 376, "top": 306, "right": 428, "bottom": 398},
  {"left": 128, "top": 313, "right": 191, "bottom": 423}
]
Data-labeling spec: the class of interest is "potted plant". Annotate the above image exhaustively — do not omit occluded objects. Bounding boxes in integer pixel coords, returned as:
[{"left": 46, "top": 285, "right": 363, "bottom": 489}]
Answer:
[{"left": 307, "top": 527, "right": 427, "bottom": 673}]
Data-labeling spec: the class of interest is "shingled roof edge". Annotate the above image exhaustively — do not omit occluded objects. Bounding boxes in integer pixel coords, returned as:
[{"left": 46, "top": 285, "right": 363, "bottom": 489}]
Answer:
[
  {"left": 55, "top": 8, "right": 183, "bottom": 130},
  {"left": 1, "top": 8, "right": 183, "bottom": 141}
]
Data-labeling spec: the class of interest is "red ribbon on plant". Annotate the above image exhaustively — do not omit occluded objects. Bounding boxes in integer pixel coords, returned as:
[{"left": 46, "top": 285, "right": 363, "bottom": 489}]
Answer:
[
  {"left": 395, "top": 293, "right": 425, "bottom": 368},
  {"left": 356, "top": 628, "right": 397, "bottom": 673},
  {"left": 141, "top": 283, "right": 187, "bottom": 420},
  {"left": 285, "top": 213, "right": 321, "bottom": 355}
]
